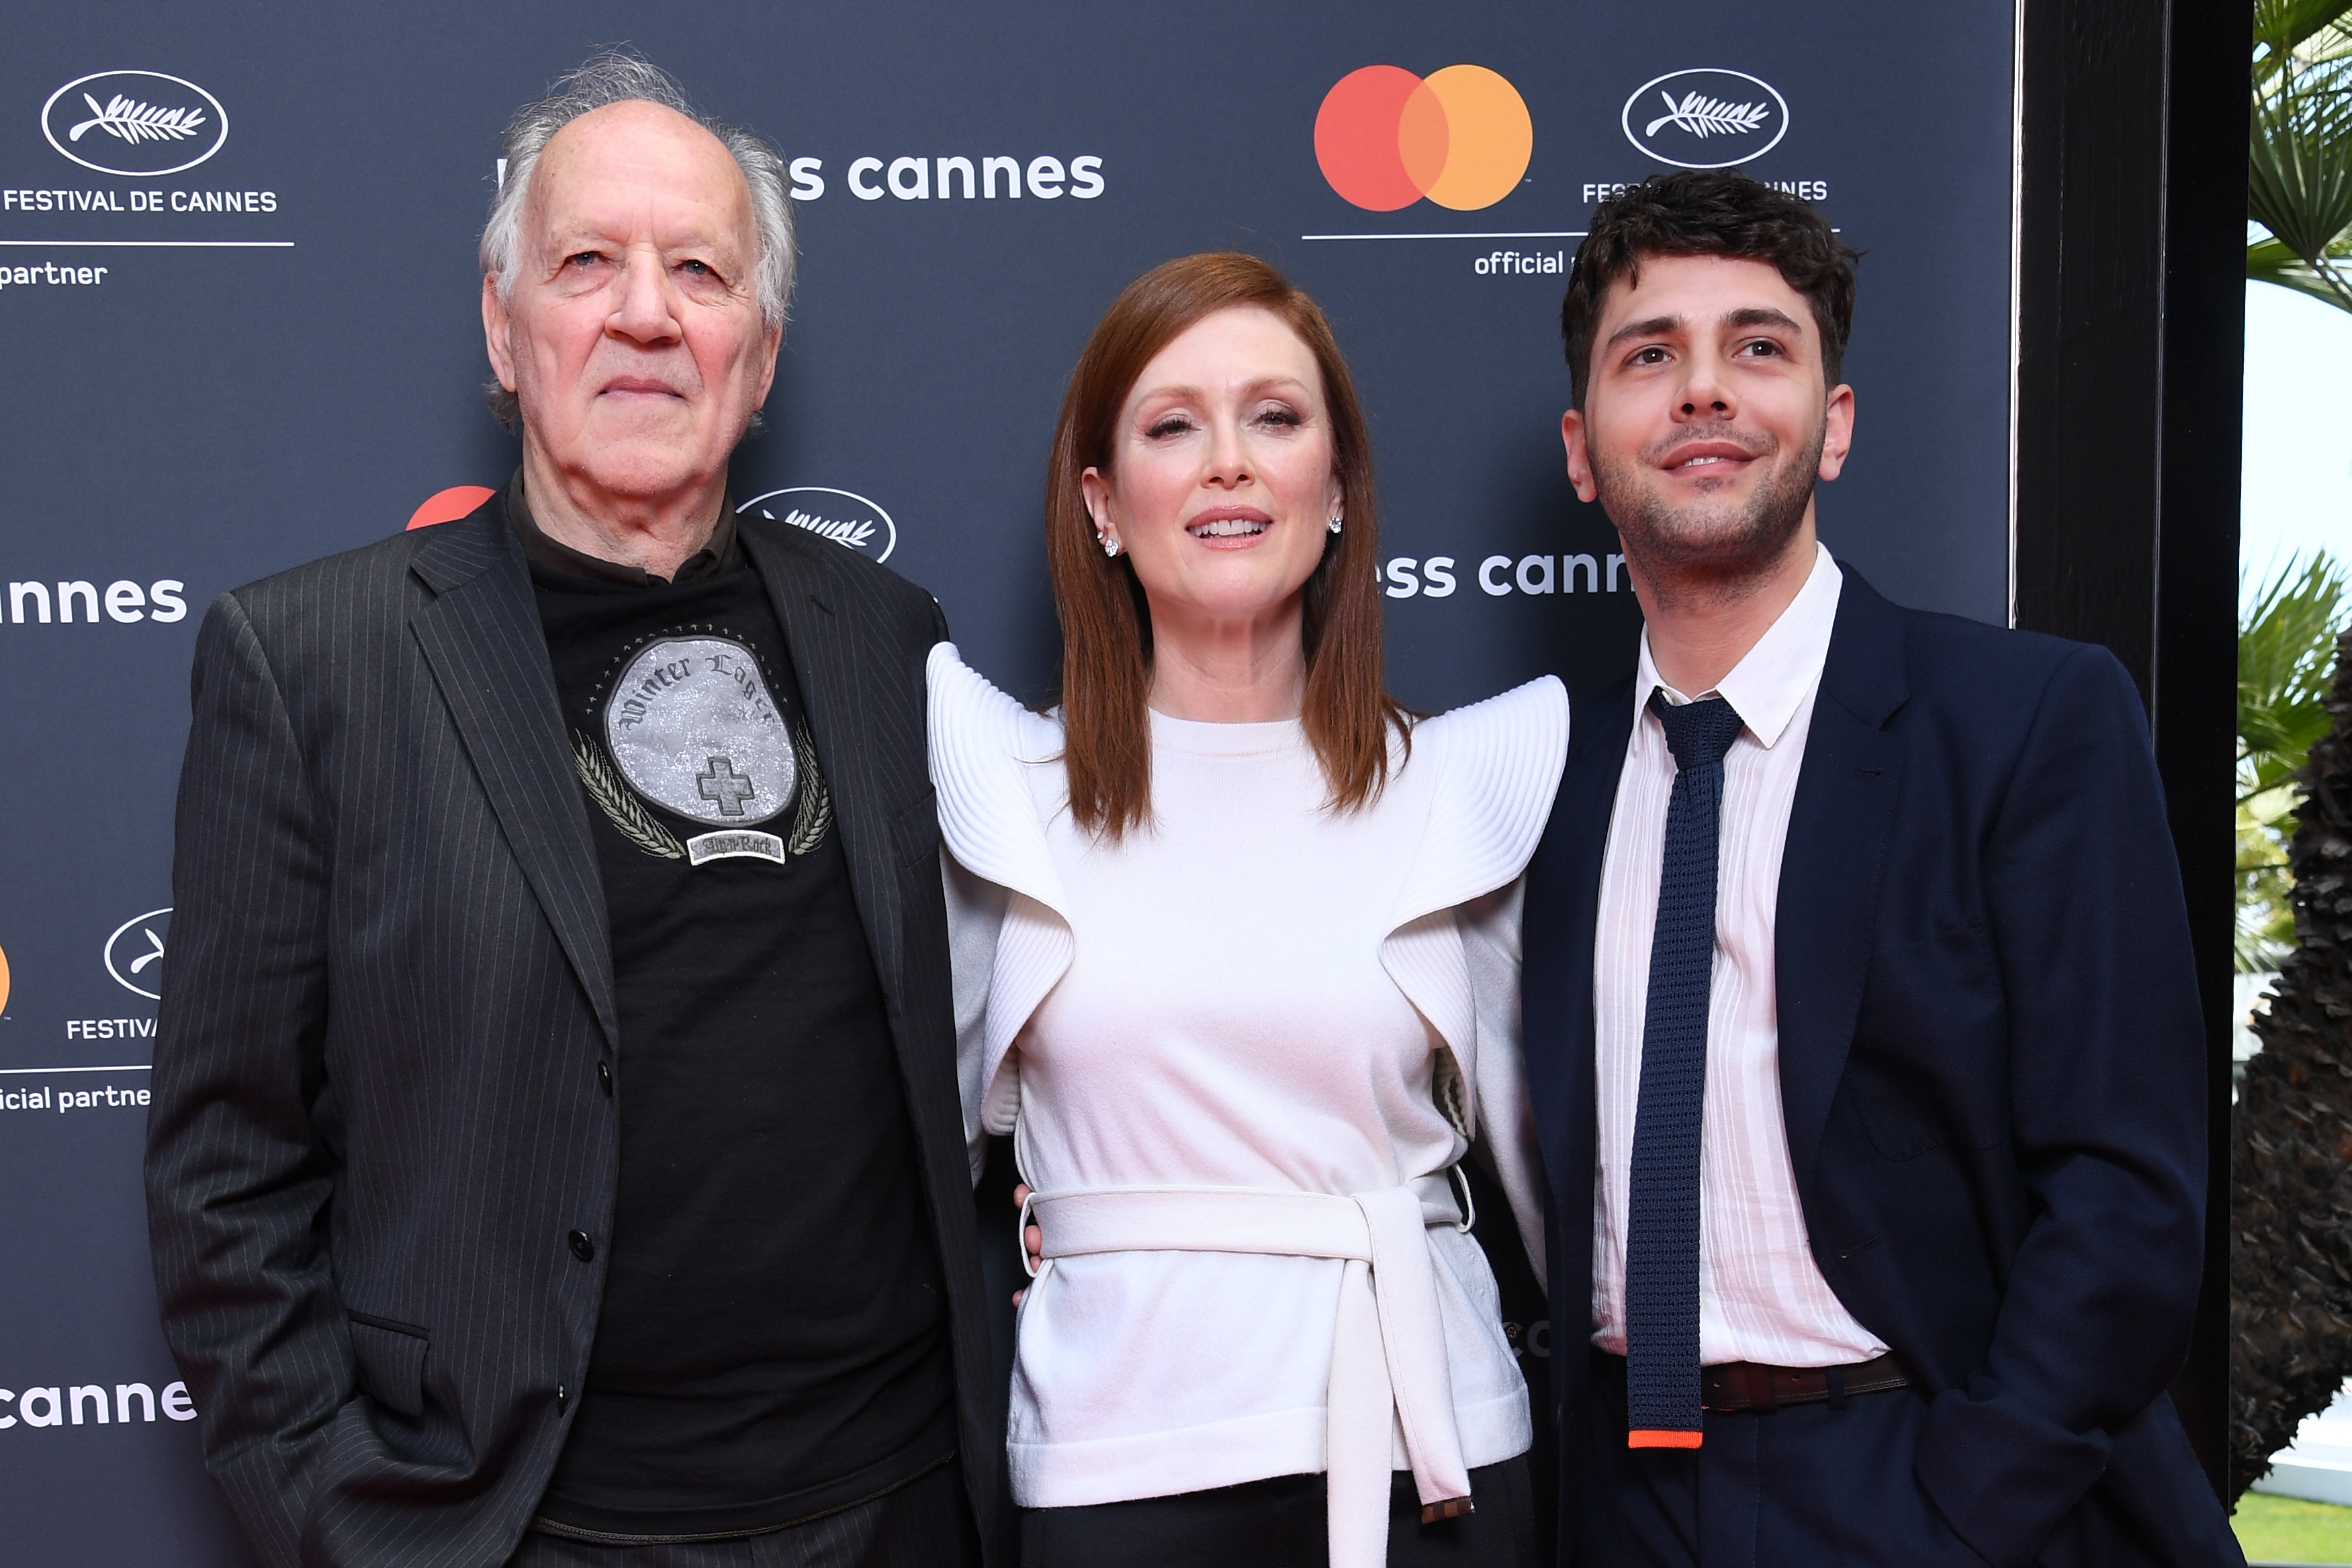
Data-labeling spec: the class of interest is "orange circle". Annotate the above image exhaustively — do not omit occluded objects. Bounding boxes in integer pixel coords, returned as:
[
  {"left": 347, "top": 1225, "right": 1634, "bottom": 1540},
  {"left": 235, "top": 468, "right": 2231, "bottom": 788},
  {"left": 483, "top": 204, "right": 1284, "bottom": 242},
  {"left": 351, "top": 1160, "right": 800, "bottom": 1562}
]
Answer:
[
  {"left": 0, "top": 941, "right": 10, "bottom": 1017},
  {"left": 1420, "top": 66, "right": 1533, "bottom": 210},
  {"left": 407, "top": 484, "right": 496, "bottom": 531},
  {"left": 1314, "top": 64, "right": 1532, "bottom": 213}
]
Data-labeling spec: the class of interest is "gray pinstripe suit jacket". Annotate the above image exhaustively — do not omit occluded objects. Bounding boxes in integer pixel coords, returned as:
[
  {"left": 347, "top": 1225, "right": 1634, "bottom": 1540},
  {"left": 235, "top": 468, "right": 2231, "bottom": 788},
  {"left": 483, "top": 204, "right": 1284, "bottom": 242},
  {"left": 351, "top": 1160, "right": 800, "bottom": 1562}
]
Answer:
[{"left": 144, "top": 496, "right": 996, "bottom": 1568}]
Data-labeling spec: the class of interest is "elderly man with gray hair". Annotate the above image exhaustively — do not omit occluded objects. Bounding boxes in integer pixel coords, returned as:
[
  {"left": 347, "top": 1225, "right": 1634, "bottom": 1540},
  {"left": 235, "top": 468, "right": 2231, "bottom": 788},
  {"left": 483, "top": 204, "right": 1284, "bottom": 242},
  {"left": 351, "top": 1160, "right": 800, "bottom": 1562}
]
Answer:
[{"left": 144, "top": 53, "right": 995, "bottom": 1568}]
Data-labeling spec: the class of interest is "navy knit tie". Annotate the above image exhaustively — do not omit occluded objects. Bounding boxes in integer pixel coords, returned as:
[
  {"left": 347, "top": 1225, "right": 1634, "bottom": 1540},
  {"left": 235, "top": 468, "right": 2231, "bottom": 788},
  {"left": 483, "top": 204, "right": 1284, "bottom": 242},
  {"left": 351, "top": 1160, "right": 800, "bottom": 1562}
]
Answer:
[{"left": 1624, "top": 690, "right": 1744, "bottom": 1449}]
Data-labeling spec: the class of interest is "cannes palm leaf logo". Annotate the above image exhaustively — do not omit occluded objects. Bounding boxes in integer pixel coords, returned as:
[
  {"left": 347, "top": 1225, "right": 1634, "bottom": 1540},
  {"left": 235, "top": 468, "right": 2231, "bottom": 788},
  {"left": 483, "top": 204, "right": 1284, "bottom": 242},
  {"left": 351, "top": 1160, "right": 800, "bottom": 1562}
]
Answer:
[
  {"left": 69, "top": 92, "right": 207, "bottom": 145},
  {"left": 776, "top": 507, "right": 879, "bottom": 553},
  {"left": 1645, "top": 91, "right": 1770, "bottom": 140}
]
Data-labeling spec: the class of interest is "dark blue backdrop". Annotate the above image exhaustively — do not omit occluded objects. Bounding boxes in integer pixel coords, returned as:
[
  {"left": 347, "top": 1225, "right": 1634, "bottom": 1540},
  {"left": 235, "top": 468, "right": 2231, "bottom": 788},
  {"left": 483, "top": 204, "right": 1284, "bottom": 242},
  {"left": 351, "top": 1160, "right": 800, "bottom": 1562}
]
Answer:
[{"left": 0, "top": 3, "right": 2016, "bottom": 1561}]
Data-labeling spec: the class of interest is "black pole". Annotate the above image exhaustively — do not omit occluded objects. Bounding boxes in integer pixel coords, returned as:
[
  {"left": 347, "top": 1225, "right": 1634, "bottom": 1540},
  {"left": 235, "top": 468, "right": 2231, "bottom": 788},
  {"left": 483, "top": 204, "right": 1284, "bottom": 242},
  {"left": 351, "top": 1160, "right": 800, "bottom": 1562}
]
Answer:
[{"left": 2013, "top": 0, "right": 2246, "bottom": 1496}]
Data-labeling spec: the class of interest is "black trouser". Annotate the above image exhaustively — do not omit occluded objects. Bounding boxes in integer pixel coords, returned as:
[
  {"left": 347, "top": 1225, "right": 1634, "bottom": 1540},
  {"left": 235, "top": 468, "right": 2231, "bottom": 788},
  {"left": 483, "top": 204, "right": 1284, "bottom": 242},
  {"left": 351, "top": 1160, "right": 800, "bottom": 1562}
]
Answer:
[
  {"left": 1576, "top": 1350, "right": 1985, "bottom": 1568},
  {"left": 1020, "top": 1455, "right": 1538, "bottom": 1568},
  {"left": 508, "top": 1457, "right": 979, "bottom": 1568}
]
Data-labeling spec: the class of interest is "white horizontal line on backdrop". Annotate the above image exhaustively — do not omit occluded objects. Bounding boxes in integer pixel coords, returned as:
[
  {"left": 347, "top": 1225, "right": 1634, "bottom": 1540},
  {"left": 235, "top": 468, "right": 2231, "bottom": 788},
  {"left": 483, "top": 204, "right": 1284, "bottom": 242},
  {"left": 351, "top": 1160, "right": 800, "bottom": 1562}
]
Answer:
[
  {"left": 1301, "top": 230, "right": 1589, "bottom": 241},
  {"left": 0, "top": 1064, "right": 151, "bottom": 1074},
  {"left": 0, "top": 239, "right": 295, "bottom": 247},
  {"left": 1300, "top": 228, "right": 1838, "bottom": 242}
]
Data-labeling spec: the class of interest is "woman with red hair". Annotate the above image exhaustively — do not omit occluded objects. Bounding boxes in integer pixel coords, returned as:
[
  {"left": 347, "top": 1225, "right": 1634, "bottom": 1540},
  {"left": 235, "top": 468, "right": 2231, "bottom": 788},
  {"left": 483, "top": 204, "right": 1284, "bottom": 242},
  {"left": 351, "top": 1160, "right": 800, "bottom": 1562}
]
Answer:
[{"left": 932, "top": 252, "right": 1567, "bottom": 1567}]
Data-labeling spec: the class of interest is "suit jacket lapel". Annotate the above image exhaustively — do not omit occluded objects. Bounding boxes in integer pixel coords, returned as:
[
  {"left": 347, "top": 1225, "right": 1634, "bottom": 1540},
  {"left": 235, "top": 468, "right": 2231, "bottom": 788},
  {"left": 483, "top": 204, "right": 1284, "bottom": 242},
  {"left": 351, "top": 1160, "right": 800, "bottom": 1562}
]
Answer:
[
  {"left": 1775, "top": 567, "right": 1909, "bottom": 1184},
  {"left": 407, "top": 502, "right": 619, "bottom": 1047},
  {"left": 1554, "top": 675, "right": 1637, "bottom": 1166},
  {"left": 1525, "top": 674, "right": 1635, "bottom": 1320},
  {"left": 739, "top": 527, "right": 912, "bottom": 997}
]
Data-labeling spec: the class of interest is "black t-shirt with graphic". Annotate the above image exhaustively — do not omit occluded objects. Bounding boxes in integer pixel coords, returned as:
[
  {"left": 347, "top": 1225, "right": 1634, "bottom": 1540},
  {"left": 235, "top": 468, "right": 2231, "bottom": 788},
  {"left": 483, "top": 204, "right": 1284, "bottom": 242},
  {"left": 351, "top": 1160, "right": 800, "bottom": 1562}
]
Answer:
[{"left": 524, "top": 512, "right": 954, "bottom": 1540}]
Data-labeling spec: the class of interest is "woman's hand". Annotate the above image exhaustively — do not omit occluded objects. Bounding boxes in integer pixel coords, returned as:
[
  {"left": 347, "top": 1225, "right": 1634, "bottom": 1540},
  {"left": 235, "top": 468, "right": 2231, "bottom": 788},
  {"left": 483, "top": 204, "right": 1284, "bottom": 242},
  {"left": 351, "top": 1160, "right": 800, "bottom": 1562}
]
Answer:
[{"left": 1013, "top": 1183, "right": 1043, "bottom": 1304}]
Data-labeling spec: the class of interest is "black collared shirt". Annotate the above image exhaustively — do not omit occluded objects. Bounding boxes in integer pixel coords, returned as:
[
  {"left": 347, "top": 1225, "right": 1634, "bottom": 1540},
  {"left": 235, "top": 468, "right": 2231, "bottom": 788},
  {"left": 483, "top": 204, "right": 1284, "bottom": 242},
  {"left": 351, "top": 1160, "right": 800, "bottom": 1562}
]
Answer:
[{"left": 507, "top": 469, "right": 741, "bottom": 587}]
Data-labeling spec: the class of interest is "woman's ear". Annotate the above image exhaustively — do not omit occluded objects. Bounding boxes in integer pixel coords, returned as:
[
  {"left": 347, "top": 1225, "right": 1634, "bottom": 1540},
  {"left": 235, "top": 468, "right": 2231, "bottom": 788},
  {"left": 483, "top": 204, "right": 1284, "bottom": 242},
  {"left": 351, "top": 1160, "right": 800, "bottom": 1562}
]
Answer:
[{"left": 1081, "top": 467, "right": 1118, "bottom": 549}]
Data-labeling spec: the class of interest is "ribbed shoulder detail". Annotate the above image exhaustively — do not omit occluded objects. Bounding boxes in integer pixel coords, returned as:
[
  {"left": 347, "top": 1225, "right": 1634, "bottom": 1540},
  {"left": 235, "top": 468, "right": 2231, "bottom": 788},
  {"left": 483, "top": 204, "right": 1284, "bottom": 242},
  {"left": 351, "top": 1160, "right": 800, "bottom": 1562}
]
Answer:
[
  {"left": 928, "top": 643, "right": 1070, "bottom": 921},
  {"left": 1388, "top": 676, "right": 1570, "bottom": 933},
  {"left": 930, "top": 645, "right": 1078, "bottom": 1142},
  {"left": 1375, "top": 676, "right": 1568, "bottom": 1139}
]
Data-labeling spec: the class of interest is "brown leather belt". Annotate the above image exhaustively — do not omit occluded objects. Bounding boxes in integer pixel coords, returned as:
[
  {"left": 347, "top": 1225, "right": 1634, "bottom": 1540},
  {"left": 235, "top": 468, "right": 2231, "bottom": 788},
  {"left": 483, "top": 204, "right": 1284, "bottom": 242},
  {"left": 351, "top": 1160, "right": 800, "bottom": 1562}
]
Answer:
[{"left": 1699, "top": 1352, "right": 1912, "bottom": 1412}]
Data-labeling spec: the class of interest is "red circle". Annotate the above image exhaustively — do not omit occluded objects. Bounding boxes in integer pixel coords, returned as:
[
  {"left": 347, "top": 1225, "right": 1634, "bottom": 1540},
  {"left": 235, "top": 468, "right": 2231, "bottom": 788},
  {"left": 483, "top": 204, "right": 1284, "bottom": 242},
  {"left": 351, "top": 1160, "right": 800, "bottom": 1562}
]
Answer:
[
  {"left": 407, "top": 485, "right": 496, "bottom": 531},
  {"left": 1314, "top": 66, "right": 1426, "bottom": 213}
]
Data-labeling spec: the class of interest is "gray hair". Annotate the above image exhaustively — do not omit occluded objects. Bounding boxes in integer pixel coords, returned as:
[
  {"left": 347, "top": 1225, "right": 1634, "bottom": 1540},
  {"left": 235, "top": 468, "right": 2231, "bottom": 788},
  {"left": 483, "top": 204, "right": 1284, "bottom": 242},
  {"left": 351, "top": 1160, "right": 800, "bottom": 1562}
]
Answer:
[{"left": 480, "top": 52, "right": 795, "bottom": 430}]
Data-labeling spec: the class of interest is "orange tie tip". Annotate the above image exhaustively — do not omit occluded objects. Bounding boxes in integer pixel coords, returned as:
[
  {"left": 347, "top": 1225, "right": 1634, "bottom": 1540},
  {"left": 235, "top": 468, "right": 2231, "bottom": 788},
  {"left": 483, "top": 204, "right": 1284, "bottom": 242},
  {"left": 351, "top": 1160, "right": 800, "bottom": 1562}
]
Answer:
[{"left": 1628, "top": 1429, "right": 1704, "bottom": 1450}]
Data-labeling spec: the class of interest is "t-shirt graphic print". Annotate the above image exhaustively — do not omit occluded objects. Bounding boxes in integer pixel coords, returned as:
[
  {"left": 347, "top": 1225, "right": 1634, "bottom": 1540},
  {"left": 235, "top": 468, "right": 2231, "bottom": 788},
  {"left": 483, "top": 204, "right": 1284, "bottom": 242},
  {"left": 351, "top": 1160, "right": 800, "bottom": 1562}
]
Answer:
[
  {"left": 571, "top": 629, "right": 833, "bottom": 867},
  {"left": 526, "top": 555, "right": 956, "bottom": 1539}
]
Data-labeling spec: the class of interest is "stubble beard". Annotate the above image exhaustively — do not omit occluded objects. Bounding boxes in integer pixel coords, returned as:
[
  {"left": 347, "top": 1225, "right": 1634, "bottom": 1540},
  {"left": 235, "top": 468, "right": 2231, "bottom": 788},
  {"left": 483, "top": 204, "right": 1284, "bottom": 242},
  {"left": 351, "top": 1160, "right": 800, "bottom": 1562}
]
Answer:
[{"left": 1594, "top": 417, "right": 1824, "bottom": 612}]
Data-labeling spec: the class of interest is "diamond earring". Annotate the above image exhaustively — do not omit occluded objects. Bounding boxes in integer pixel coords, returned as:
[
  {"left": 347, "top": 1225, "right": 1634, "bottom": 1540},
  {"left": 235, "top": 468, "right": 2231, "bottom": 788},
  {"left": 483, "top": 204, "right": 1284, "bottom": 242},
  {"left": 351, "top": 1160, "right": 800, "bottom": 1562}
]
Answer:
[
  {"left": 1328, "top": 514, "right": 1344, "bottom": 535},
  {"left": 1098, "top": 533, "right": 1121, "bottom": 558}
]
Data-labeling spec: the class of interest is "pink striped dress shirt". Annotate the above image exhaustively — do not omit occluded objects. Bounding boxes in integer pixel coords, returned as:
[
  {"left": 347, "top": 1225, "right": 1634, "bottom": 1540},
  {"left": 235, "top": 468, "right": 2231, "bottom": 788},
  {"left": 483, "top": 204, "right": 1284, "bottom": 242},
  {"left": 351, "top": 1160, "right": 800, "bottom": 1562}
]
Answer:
[{"left": 1591, "top": 543, "right": 1888, "bottom": 1367}]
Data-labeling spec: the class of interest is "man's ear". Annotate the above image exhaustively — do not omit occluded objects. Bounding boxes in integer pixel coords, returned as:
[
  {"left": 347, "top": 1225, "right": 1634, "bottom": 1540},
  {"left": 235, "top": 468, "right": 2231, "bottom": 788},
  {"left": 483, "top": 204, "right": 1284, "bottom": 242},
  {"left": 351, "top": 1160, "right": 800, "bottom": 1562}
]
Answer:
[
  {"left": 752, "top": 318, "right": 782, "bottom": 406},
  {"left": 1817, "top": 382, "right": 1854, "bottom": 483},
  {"left": 482, "top": 273, "right": 517, "bottom": 394},
  {"left": 1562, "top": 407, "right": 1598, "bottom": 503}
]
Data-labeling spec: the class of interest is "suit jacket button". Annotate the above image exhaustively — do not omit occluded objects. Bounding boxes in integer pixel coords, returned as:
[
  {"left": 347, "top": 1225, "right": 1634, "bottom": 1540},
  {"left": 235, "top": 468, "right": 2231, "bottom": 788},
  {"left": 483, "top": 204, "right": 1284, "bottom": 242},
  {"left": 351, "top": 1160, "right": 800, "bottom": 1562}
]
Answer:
[
  {"left": 567, "top": 1230, "right": 596, "bottom": 1262},
  {"left": 596, "top": 1061, "right": 613, "bottom": 1097}
]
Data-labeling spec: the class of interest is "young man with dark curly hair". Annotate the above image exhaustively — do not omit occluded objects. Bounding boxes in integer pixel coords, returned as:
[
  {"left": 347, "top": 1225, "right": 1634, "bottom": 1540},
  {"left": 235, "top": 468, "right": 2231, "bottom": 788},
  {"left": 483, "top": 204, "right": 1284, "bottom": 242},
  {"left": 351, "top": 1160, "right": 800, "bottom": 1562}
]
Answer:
[{"left": 1522, "top": 171, "right": 2243, "bottom": 1568}]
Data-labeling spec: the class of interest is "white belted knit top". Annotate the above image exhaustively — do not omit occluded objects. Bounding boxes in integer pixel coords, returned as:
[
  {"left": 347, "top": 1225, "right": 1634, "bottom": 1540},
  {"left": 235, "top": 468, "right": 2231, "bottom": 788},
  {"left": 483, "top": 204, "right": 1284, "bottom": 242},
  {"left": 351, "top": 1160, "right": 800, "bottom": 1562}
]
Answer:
[{"left": 928, "top": 645, "right": 1568, "bottom": 1567}]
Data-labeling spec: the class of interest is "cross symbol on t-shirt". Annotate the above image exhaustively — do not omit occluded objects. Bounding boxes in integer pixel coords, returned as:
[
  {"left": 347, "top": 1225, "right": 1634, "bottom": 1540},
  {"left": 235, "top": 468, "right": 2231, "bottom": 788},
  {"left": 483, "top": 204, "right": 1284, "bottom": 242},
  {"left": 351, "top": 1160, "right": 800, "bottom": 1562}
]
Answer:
[{"left": 696, "top": 755, "right": 757, "bottom": 817}]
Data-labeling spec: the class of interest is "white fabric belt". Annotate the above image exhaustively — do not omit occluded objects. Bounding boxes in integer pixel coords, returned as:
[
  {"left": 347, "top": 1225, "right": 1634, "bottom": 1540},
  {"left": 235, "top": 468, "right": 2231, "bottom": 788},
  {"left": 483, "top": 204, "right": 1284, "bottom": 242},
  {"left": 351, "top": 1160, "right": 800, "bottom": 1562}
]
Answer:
[{"left": 1024, "top": 1177, "right": 1475, "bottom": 1568}]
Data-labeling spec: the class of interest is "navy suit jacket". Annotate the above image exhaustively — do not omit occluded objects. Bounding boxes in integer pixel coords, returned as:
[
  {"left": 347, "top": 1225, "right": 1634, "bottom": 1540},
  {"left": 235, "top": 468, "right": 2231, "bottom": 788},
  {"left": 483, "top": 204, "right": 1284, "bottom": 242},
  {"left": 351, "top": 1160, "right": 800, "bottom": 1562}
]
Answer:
[{"left": 1523, "top": 567, "right": 2238, "bottom": 1567}]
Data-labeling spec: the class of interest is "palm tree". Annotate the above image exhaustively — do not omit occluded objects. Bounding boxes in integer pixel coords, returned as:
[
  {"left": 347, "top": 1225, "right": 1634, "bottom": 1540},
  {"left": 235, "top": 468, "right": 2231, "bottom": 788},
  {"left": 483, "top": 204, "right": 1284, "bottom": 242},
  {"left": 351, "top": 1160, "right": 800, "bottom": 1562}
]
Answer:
[
  {"left": 2232, "top": 609, "right": 2352, "bottom": 1495},
  {"left": 2227, "top": 0, "right": 2352, "bottom": 1497},
  {"left": 2251, "top": 0, "right": 2352, "bottom": 309},
  {"left": 2238, "top": 559, "right": 2348, "bottom": 972}
]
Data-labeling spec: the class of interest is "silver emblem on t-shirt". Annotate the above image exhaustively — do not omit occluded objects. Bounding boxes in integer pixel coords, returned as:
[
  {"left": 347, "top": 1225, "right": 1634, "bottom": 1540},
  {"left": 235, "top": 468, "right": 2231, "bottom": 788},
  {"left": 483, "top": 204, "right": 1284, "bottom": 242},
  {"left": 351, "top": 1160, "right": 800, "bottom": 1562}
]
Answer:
[{"left": 572, "top": 635, "right": 833, "bottom": 866}]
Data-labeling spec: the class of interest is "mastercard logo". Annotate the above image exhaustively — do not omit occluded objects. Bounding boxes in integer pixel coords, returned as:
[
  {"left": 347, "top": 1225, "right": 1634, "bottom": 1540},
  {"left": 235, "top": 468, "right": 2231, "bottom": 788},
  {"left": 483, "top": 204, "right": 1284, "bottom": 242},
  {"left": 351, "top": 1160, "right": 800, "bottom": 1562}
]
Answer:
[{"left": 1314, "top": 64, "right": 1533, "bottom": 212}]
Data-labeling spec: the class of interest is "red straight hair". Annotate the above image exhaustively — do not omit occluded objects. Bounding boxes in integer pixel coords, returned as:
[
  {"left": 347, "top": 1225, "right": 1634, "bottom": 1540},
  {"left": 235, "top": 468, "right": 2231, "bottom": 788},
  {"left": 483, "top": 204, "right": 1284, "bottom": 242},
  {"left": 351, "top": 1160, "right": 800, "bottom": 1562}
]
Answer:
[{"left": 1045, "top": 252, "right": 1408, "bottom": 839}]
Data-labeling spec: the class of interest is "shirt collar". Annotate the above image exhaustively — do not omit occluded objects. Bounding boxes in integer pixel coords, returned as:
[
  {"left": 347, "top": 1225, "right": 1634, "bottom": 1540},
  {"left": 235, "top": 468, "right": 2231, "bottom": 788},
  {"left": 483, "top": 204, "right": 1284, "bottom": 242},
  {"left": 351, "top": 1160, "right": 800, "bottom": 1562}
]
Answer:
[
  {"left": 506, "top": 468, "right": 740, "bottom": 588},
  {"left": 1634, "top": 541, "right": 1844, "bottom": 749}
]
